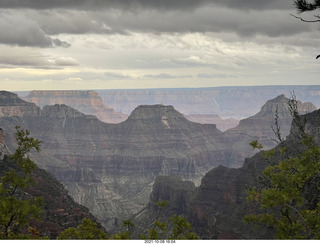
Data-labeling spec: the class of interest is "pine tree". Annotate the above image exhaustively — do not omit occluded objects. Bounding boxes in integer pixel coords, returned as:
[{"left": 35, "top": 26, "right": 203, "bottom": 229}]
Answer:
[
  {"left": 0, "top": 126, "right": 43, "bottom": 239},
  {"left": 245, "top": 98, "right": 320, "bottom": 239}
]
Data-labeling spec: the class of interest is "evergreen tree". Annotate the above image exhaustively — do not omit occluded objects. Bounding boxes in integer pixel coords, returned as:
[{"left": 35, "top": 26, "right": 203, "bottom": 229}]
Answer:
[
  {"left": 58, "top": 218, "right": 108, "bottom": 240},
  {"left": 245, "top": 99, "right": 320, "bottom": 239},
  {"left": 0, "top": 126, "right": 43, "bottom": 239}
]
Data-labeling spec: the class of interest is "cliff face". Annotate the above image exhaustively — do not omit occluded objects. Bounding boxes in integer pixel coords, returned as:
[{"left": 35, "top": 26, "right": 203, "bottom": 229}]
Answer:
[
  {"left": 185, "top": 114, "right": 239, "bottom": 131},
  {"left": 22, "top": 90, "right": 128, "bottom": 123},
  {"left": 97, "top": 86, "right": 320, "bottom": 118},
  {"left": 0, "top": 91, "right": 40, "bottom": 117},
  {"left": 225, "top": 95, "right": 317, "bottom": 151},
  {"left": 0, "top": 90, "right": 316, "bottom": 233},
  {"left": 0, "top": 143, "right": 103, "bottom": 239},
  {"left": 147, "top": 108, "right": 320, "bottom": 239},
  {"left": 0, "top": 93, "right": 239, "bottom": 230}
]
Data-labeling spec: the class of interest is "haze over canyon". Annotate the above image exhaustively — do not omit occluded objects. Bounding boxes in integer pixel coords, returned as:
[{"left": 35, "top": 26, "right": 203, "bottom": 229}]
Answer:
[{"left": 1, "top": 85, "right": 319, "bottom": 237}]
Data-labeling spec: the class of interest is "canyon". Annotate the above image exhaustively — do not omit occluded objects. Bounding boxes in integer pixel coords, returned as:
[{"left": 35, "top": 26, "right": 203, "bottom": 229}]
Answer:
[
  {"left": 96, "top": 86, "right": 320, "bottom": 118},
  {"left": 142, "top": 107, "right": 320, "bottom": 239},
  {"left": 22, "top": 90, "right": 128, "bottom": 124},
  {"left": 19, "top": 85, "right": 320, "bottom": 131},
  {"left": 0, "top": 127, "right": 103, "bottom": 239},
  {"left": 0, "top": 89, "right": 317, "bottom": 232}
]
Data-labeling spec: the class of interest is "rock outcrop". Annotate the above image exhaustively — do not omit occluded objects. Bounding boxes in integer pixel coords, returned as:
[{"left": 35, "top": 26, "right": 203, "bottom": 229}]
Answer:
[
  {"left": 0, "top": 90, "right": 317, "bottom": 233},
  {"left": 225, "top": 95, "right": 317, "bottom": 151},
  {"left": 145, "top": 108, "right": 320, "bottom": 239},
  {"left": 97, "top": 86, "right": 320, "bottom": 118},
  {"left": 185, "top": 114, "right": 239, "bottom": 131},
  {"left": 22, "top": 90, "right": 128, "bottom": 123},
  {"left": 0, "top": 93, "right": 240, "bottom": 230},
  {"left": 0, "top": 91, "right": 40, "bottom": 117},
  {"left": 0, "top": 141, "right": 104, "bottom": 239}
]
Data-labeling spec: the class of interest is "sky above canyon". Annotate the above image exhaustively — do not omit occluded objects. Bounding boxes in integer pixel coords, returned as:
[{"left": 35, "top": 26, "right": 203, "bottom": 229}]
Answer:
[{"left": 0, "top": 0, "right": 319, "bottom": 91}]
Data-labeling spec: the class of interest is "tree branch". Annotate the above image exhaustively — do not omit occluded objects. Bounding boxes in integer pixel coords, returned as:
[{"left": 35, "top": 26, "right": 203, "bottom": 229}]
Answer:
[{"left": 290, "top": 13, "right": 320, "bottom": 22}]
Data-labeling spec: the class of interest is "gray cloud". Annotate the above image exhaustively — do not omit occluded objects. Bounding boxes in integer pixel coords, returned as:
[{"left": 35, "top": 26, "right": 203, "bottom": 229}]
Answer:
[
  {"left": 0, "top": 47, "right": 79, "bottom": 69},
  {"left": 104, "top": 72, "right": 132, "bottom": 80},
  {"left": 0, "top": 0, "right": 211, "bottom": 11},
  {"left": 197, "top": 73, "right": 237, "bottom": 79},
  {"left": 0, "top": 0, "right": 314, "bottom": 52},
  {"left": 20, "top": 3, "right": 309, "bottom": 41},
  {"left": 144, "top": 73, "right": 193, "bottom": 79},
  {"left": 0, "top": 11, "right": 71, "bottom": 47},
  {"left": 52, "top": 38, "right": 71, "bottom": 48},
  {"left": 212, "top": 0, "right": 293, "bottom": 10},
  {"left": 0, "top": 0, "right": 294, "bottom": 11}
]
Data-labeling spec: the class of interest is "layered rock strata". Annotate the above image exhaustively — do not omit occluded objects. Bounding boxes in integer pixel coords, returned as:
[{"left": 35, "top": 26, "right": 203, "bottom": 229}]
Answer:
[
  {"left": 0, "top": 142, "right": 104, "bottom": 239},
  {"left": 0, "top": 91, "right": 316, "bottom": 232},
  {"left": 22, "top": 90, "right": 128, "bottom": 123},
  {"left": 97, "top": 86, "right": 320, "bottom": 118},
  {"left": 146, "top": 108, "right": 320, "bottom": 239}
]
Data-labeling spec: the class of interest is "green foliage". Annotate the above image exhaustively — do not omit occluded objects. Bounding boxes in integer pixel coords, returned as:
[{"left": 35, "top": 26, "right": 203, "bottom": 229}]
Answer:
[
  {"left": 245, "top": 135, "right": 320, "bottom": 239},
  {"left": 250, "top": 140, "right": 263, "bottom": 151},
  {"left": 144, "top": 201, "right": 198, "bottom": 240},
  {"left": 112, "top": 219, "right": 134, "bottom": 239},
  {"left": 0, "top": 126, "right": 43, "bottom": 239},
  {"left": 111, "top": 200, "right": 198, "bottom": 240},
  {"left": 58, "top": 218, "right": 108, "bottom": 240},
  {"left": 169, "top": 214, "right": 198, "bottom": 240}
]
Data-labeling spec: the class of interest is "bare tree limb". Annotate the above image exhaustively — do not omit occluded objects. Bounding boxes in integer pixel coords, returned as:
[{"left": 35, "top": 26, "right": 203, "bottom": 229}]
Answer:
[{"left": 290, "top": 13, "right": 320, "bottom": 22}]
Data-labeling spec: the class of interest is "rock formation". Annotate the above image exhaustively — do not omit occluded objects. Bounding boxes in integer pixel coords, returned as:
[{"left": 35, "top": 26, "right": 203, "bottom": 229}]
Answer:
[
  {"left": 0, "top": 135, "right": 104, "bottom": 239},
  {"left": 0, "top": 90, "right": 40, "bottom": 117},
  {"left": 97, "top": 86, "right": 320, "bottom": 118},
  {"left": 225, "top": 94, "right": 317, "bottom": 152},
  {"left": 145, "top": 108, "right": 320, "bottom": 239},
  {"left": 0, "top": 90, "right": 317, "bottom": 233},
  {"left": 185, "top": 114, "right": 239, "bottom": 131},
  {"left": 22, "top": 90, "right": 128, "bottom": 123},
  {"left": 0, "top": 92, "right": 241, "bottom": 229}
]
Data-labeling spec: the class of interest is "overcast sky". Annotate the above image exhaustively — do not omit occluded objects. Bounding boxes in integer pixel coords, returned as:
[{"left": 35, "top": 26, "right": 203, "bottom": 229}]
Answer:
[{"left": 0, "top": 0, "right": 319, "bottom": 91}]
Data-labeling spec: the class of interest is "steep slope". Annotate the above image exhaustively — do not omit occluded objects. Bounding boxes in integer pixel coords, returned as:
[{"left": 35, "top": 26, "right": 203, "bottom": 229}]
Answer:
[
  {"left": 0, "top": 90, "right": 40, "bottom": 117},
  {"left": 225, "top": 94, "right": 316, "bottom": 152},
  {"left": 22, "top": 90, "right": 128, "bottom": 123},
  {"left": 145, "top": 108, "right": 320, "bottom": 239},
  {"left": 0, "top": 91, "right": 316, "bottom": 233},
  {"left": 0, "top": 92, "right": 239, "bottom": 229},
  {"left": 0, "top": 130, "right": 104, "bottom": 239}
]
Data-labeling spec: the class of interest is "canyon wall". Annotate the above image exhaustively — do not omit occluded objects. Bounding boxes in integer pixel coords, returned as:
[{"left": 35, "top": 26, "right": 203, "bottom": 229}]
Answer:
[
  {"left": 0, "top": 90, "right": 317, "bottom": 232},
  {"left": 145, "top": 108, "right": 320, "bottom": 239},
  {"left": 22, "top": 90, "right": 128, "bottom": 123},
  {"left": 97, "top": 86, "right": 320, "bottom": 118}
]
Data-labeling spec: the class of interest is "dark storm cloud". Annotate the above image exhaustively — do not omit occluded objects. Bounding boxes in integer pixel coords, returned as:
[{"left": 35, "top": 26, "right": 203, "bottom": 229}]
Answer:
[
  {"left": 212, "top": 0, "right": 293, "bottom": 10},
  {"left": 27, "top": 4, "right": 309, "bottom": 39},
  {"left": 0, "top": 11, "right": 71, "bottom": 47},
  {"left": 0, "top": 0, "right": 312, "bottom": 48},
  {"left": 0, "top": 0, "right": 294, "bottom": 11},
  {"left": 0, "top": 0, "right": 210, "bottom": 11}
]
